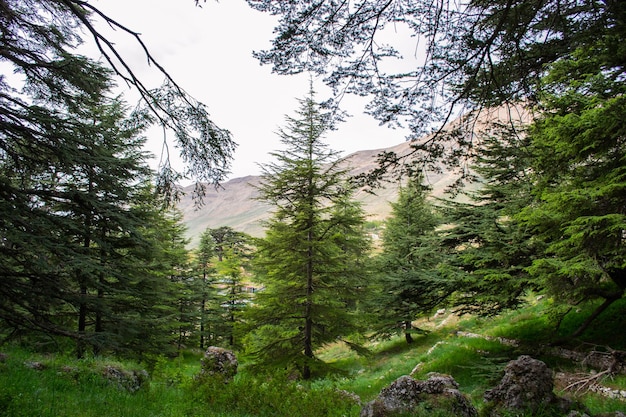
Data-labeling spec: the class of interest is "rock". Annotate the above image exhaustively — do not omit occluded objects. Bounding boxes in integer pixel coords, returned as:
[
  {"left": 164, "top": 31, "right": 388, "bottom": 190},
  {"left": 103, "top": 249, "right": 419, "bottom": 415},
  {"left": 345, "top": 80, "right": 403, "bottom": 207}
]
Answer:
[
  {"left": 484, "top": 355, "right": 555, "bottom": 410},
  {"left": 102, "top": 365, "right": 149, "bottom": 393},
  {"left": 335, "top": 388, "right": 361, "bottom": 405},
  {"left": 360, "top": 373, "right": 477, "bottom": 417},
  {"left": 484, "top": 355, "right": 582, "bottom": 416},
  {"left": 198, "top": 346, "right": 238, "bottom": 382},
  {"left": 24, "top": 361, "right": 46, "bottom": 370}
]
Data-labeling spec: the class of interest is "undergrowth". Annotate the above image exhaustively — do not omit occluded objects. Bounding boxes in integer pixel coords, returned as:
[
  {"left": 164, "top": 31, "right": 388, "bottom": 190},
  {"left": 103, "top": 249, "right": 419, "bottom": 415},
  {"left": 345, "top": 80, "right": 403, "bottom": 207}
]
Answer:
[{"left": 1, "top": 297, "right": 624, "bottom": 416}]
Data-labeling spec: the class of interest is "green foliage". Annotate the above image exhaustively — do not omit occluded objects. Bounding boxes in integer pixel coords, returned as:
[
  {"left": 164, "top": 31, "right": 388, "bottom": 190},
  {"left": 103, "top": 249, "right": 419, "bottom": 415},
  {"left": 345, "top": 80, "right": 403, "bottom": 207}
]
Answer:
[
  {"left": 2, "top": 297, "right": 626, "bottom": 417},
  {"left": 246, "top": 0, "right": 624, "bottom": 185},
  {"left": 247, "top": 0, "right": 625, "bottom": 344},
  {"left": 245, "top": 86, "right": 372, "bottom": 379},
  {"left": 548, "top": 298, "right": 626, "bottom": 346},
  {"left": 192, "top": 227, "right": 255, "bottom": 350},
  {"left": 0, "top": 347, "right": 172, "bottom": 417},
  {"left": 437, "top": 122, "right": 539, "bottom": 317},
  {"left": 516, "top": 31, "right": 626, "bottom": 336},
  {"left": 192, "top": 373, "right": 360, "bottom": 417},
  {"left": 0, "top": 54, "right": 195, "bottom": 358},
  {"left": 192, "top": 228, "right": 222, "bottom": 349},
  {"left": 0, "top": 1, "right": 235, "bottom": 205},
  {"left": 0, "top": 0, "right": 236, "bottom": 358},
  {"left": 372, "top": 175, "right": 452, "bottom": 342}
]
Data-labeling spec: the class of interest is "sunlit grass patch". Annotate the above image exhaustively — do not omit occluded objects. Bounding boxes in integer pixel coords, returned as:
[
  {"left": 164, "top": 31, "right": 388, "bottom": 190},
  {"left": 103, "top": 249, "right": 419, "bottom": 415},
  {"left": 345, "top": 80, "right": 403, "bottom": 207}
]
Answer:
[{"left": 2, "top": 297, "right": 625, "bottom": 417}]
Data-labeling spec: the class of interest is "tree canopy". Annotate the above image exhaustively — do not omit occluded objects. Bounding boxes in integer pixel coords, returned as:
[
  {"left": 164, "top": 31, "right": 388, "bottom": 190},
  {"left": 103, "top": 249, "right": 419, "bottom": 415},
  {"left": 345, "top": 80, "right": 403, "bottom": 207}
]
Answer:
[
  {"left": 246, "top": 0, "right": 624, "bottom": 181},
  {"left": 246, "top": 0, "right": 626, "bottom": 338},
  {"left": 0, "top": 81, "right": 191, "bottom": 355},
  {"left": 1, "top": 0, "right": 236, "bottom": 199},
  {"left": 519, "top": 34, "right": 626, "bottom": 336}
]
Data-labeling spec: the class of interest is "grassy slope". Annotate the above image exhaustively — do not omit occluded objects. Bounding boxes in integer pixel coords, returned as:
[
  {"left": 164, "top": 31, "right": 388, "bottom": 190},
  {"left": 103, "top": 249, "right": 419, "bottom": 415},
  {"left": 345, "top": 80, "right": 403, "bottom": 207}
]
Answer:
[{"left": 1, "top": 298, "right": 625, "bottom": 416}]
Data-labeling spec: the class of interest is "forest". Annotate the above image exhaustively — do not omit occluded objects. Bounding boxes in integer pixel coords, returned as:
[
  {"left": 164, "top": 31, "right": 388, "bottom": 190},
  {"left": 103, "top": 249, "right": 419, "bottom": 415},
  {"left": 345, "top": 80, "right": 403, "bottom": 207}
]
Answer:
[{"left": 0, "top": 1, "right": 625, "bottom": 416}]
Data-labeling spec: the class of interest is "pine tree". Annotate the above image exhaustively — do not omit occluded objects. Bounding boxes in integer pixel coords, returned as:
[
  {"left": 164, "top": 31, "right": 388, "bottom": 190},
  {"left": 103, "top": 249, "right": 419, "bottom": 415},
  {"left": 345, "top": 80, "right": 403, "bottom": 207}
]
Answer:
[
  {"left": 373, "top": 176, "right": 451, "bottom": 343},
  {"left": 0, "top": 68, "right": 191, "bottom": 356},
  {"left": 244, "top": 87, "right": 371, "bottom": 379},
  {"left": 519, "top": 36, "right": 626, "bottom": 336},
  {"left": 193, "top": 227, "right": 254, "bottom": 349},
  {"left": 0, "top": 1, "right": 235, "bottom": 198},
  {"left": 194, "top": 229, "right": 219, "bottom": 350},
  {"left": 246, "top": 0, "right": 623, "bottom": 181},
  {"left": 438, "top": 123, "right": 539, "bottom": 317},
  {"left": 216, "top": 246, "right": 251, "bottom": 349},
  {"left": 111, "top": 200, "right": 189, "bottom": 358}
]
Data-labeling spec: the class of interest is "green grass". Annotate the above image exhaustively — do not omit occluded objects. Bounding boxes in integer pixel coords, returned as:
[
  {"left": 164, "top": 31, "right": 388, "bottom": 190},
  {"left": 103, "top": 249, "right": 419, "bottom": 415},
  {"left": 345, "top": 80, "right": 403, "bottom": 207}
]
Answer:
[
  {"left": 0, "top": 350, "right": 192, "bottom": 417},
  {"left": 1, "top": 297, "right": 625, "bottom": 416}
]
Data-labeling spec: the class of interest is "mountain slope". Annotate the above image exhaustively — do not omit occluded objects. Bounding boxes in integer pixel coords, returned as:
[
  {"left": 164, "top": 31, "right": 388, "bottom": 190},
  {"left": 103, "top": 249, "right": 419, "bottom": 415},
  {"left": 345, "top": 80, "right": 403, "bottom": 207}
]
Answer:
[
  {"left": 179, "top": 150, "right": 389, "bottom": 246},
  {"left": 178, "top": 105, "right": 530, "bottom": 246},
  {"left": 178, "top": 140, "right": 457, "bottom": 247}
]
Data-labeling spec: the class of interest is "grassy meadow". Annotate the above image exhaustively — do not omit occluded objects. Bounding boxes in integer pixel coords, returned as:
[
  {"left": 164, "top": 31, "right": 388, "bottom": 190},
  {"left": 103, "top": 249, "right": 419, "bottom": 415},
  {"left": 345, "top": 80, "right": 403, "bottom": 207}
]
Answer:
[{"left": 1, "top": 297, "right": 625, "bottom": 417}]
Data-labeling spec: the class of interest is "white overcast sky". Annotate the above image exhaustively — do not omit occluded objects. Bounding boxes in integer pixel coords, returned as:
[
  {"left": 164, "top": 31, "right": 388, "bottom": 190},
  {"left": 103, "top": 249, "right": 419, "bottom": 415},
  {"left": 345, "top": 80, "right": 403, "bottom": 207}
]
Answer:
[{"left": 90, "top": 0, "right": 409, "bottom": 180}]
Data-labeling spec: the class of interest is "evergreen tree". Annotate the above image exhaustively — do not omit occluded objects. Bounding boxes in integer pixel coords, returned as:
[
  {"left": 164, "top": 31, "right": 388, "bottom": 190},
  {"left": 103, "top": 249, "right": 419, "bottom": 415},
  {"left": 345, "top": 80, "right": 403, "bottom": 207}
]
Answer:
[
  {"left": 519, "top": 36, "right": 626, "bottom": 336},
  {"left": 209, "top": 226, "right": 250, "bottom": 262},
  {"left": 0, "top": 0, "right": 234, "bottom": 353},
  {"left": 247, "top": 0, "right": 626, "bottom": 342},
  {"left": 216, "top": 246, "right": 251, "bottom": 349},
  {"left": 111, "top": 200, "right": 189, "bottom": 358},
  {"left": 438, "top": 123, "right": 540, "bottom": 317},
  {"left": 0, "top": 63, "right": 192, "bottom": 356},
  {"left": 0, "top": 0, "right": 235, "bottom": 197},
  {"left": 246, "top": 0, "right": 623, "bottom": 183},
  {"left": 193, "top": 227, "right": 254, "bottom": 349},
  {"left": 373, "top": 176, "right": 451, "bottom": 343},
  {"left": 0, "top": 82, "right": 150, "bottom": 350},
  {"left": 194, "top": 229, "right": 219, "bottom": 350},
  {"left": 244, "top": 87, "right": 371, "bottom": 379}
]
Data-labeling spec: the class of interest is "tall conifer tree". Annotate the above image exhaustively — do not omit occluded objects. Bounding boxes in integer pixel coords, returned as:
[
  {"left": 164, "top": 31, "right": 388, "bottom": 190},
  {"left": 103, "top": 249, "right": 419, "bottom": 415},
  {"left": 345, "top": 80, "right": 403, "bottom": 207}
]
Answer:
[
  {"left": 437, "top": 123, "right": 539, "bottom": 317},
  {"left": 373, "top": 176, "right": 451, "bottom": 343},
  {"left": 244, "top": 87, "right": 370, "bottom": 379},
  {"left": 519, "top": 37, "right": 626, "bottom": 336},
  {"left": 0, "top": 61, "right": 191, "bottom": 356}
]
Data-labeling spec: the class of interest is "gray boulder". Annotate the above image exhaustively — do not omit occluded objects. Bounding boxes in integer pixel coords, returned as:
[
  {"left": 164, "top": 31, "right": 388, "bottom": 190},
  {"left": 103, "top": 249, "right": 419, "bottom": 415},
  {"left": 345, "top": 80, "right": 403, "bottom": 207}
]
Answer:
[
  {"left": 360, "top": 373, "right": 477, "bottom": 417},
  {"left": 484, "top": 355, "right": 555, "bottom": 411},
  {"left": 102, "top": 365, "right": 149, "bottom": 393},
  {"left": 484, "top": 355, "right": 583, "bottom": 416},
  {"left": 198, "top": 346, "right": 238, "bottom": 382}
]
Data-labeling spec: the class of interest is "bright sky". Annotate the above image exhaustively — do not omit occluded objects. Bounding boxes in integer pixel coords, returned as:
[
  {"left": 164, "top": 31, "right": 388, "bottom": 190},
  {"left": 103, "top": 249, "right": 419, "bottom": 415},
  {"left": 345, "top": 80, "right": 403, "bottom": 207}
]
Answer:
[{"left": 90, "top": 0, "right": 409, "bottom": 181}]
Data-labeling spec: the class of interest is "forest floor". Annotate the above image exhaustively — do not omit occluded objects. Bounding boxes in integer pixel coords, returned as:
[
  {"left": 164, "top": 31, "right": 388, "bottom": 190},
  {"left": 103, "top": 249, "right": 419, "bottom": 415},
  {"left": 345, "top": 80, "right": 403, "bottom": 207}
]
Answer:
[{"left": 1, "top": 295, "right": 625, "bottom": 416}]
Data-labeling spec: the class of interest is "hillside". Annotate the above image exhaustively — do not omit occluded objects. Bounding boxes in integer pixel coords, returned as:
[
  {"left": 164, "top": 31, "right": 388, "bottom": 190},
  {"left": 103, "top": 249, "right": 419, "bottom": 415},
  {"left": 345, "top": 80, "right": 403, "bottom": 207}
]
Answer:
[
  {"left": 178, "top": 105, "right": 530, "bottom": 246},
  {"left": 178, "top": 140, "right": 455, "bottom": 247}
]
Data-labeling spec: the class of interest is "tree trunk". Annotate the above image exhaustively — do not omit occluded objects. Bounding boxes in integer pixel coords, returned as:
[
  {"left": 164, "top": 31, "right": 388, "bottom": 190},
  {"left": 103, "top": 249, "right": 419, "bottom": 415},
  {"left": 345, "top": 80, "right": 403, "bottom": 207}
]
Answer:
[
  {"left": 303, "top": 228, "right": 314, "bottom": 380},
  {"left": 200, "top": 269, "right": 207, "bottom": 350},
  {"left": 571, "top": 295, "right": 621, "bottom": 338},
  {"left": 77, "top": 282, "right": 87, "bottom": 359},
  {"left": 564, "top": 267, "right": 624, "bottom": 339},
  {"left": 178, "top": 300, "right": 185, "bottom": 352},
  {"left": 77, "top": 173, "right": 94, "bottom": 359},
  {"left": 77, "top": 224, "right": 91, "bottom": 358},
  {"left": 94, "top": 231, "right": 106, "bottom": 356},
  {"left": 404, "top": 320, "right": 414, "bottom": 344}
]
